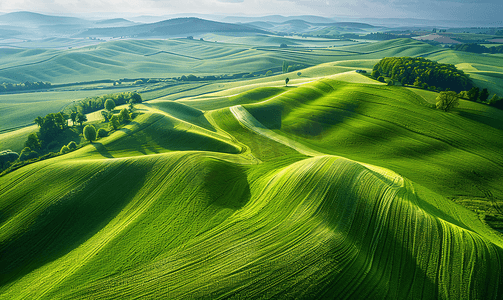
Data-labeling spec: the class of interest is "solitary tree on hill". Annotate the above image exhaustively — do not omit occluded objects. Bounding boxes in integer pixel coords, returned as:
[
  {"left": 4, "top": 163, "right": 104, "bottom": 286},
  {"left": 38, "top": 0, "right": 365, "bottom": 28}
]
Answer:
[
  {"left": 83, "top": 125, "right": 97, "bottom": 143},
  {"left": 436, "top": 91, "right": 460, "bottom": 112},
  {"left": 285, "top": 78, "right": 290, "bottom": 86}
]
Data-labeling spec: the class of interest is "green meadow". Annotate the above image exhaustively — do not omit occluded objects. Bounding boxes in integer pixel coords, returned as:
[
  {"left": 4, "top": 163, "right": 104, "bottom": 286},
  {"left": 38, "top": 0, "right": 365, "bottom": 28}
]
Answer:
[{"left": 1, "top": 36, "right": 503, "bottom": 299}]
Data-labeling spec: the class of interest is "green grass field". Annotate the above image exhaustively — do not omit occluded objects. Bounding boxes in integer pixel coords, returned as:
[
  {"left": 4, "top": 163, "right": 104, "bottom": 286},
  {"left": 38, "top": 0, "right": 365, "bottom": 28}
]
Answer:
[{"left": 1, "top": 36, "right": 503, "bottom": 299}]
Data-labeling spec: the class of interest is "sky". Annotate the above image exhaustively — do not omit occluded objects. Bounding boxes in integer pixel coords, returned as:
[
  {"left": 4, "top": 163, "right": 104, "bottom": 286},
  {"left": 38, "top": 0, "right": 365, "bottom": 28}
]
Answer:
[{"left": 0, "top": 0, "right": 502, "bottom": 24}]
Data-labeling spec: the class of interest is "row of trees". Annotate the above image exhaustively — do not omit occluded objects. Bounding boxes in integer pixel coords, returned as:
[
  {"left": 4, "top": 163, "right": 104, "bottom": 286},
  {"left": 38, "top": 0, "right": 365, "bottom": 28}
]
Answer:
[
  {"left": 371, "top": 57, "right": 473, "bottom": 92},
  {"left": 451, "top": 43, "right": 503, "bottom": 54},
  {"left": 66, "top": 91, "right": 142, "bottom": 116},
  {"left": 0, "top": 81, "right": 51, "bottom": 93}
]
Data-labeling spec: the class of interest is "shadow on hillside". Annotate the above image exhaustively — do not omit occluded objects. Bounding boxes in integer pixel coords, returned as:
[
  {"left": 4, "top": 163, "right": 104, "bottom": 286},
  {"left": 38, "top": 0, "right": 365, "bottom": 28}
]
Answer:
[
  {"left": 0, "top": 163, "right": 151, "bottom": 287},
  {"left": 202, "top": 161, "right": 251, "bottom": 210},
  {"left": 92, "top": 142, "right": 114, "bottom": 158}
]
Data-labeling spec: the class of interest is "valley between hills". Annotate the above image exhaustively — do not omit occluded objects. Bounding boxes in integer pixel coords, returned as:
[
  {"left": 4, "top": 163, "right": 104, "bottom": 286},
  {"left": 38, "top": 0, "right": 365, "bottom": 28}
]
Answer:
[{"left": 1, "top": 13, "right": 503, "bottom": 299}]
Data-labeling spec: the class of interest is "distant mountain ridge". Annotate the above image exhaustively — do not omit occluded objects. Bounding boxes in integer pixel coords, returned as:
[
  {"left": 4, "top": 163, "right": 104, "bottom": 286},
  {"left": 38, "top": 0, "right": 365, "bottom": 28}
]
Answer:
[{"left": 77, "top": 17, "right": 269, "bottom": 38}]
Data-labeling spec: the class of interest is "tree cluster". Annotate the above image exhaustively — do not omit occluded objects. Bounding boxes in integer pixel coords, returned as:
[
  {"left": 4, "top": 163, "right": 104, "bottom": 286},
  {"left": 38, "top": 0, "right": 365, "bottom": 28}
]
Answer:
[
  {"left": 452, "top": 43, "right": 503, "bottom": 54},
  {"left": 65, "top": 91, "right": 142, "bottom": 116},
  {"left": 362, "top": 32, "right": 404, "bottom": 40},
  {"left": 371, "top": 57, "right": 472, "bottom": 92},
  {"left": 0, "top": 81, "right": 51, "bottom": 93}
]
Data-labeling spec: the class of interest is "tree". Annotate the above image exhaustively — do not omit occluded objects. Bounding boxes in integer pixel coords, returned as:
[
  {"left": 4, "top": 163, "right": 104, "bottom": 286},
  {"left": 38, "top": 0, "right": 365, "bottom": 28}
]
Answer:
[
  {"left": 83, "top": 125, "right": 97, "bottom": 143},
  {"left": 67, "top": 141, "right": 77, "bottom": 150},
  {"left": 119, "top": 108, "right": 131, "bottom": 123},
  {"left": 130, "top": 92, "right": 142, "bottom": 104},
  {"left": 60, "top": 145, "right": 70, "bottom": 154},
  {"left": 109, "top": 115, "right": 120, "bottom": 130},
  {"left": 70, "top": 111, "right": 78, "bottom": 126},
  {"left": 76, "top": 113, "right": 87, "bottom": 126},
  {"left": 25, "top": 133, "right": 41, "bottom": 150},
  {"left": 467, "top": 87, "right": 480, "bottom": 102},
  {"left": 371, "top": 70, "right": 381, "bottom": 79},
  {"left": 34, "top": 116, "right": 44, "bottom": 127},
  {"left": 280, "top": 43, "right": 288, "bottom": 48},
  {"left": 285, "top": 78, "right": 290, "bottom": 86},
  {"left": 105, "top": 99, "right": 116, "bottom": 112},
  {"left": 265, "top": 70, "right": 273, "bottom": 76},
  {"left": 377, "top": 76, "right": 385, "bottom": 83},
  {"left": 19, "top": 147, "right": 38, "bottom": 161},
  {"left": 97, "top": 128, "right": 108, "bottom": 138},
  {"left": 282, "top": 61, "right": 289, "bottom": 73},
  {"left": 436, "top": 91, "right": 459, "bottom": 112},
  {"left": 488, "top": 94, "right": 500, "bottom": 105},
  {"left": 0, "top": 150, "right": 19, "bottom": 168},
  {"left": 479, "top": 88, "right": 489, "bottom": 102}
]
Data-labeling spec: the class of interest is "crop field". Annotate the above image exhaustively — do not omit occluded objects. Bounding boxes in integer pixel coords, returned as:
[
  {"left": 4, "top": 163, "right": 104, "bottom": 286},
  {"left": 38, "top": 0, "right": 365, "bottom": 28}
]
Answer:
[{"left": 1, "top": 34, "right": 503, "bottom": 299}]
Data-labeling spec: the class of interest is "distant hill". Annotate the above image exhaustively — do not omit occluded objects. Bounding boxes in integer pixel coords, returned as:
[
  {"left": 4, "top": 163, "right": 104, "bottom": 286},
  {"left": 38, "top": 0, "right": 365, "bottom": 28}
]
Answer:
[
  {"left": 223, "top": 15, "right": 336, "bottom": 24},
  {"left": 77, "top": 17, "right": 269, "bottom": 38},
  {"left": 0, "top": 11, "right": 90, "bottom": 26},
  {"left": 243, "top": 19, "right": 375, "bottom": 34},
  {"left": 94, "top": 18, "right": 137, "bottom": 27}
]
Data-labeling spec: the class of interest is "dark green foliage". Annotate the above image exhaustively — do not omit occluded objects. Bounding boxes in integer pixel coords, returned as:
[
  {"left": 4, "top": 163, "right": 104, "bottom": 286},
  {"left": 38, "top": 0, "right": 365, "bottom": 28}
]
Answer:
[
  {"left": 362, "top": 32, "right": 403, "bottom": 40},
  {"left": 67, "top": 141, "right": 77, "bottom": 150},
  {"left": 285, "top": 78, "right": 290, "bottom": 86},
  {"left": 70, "top": 112, "right": 77, "bottom": 126},
  {"left": 468, "top": 87, "right": 480, "bottom": 102},
  {"left": 436, "top": 91, "right": 460, "bottom": 112},
  {"left": 101, "top": 111, "right": 112, "bottom": 122},
  {"left": 372, "top": 57, "right": 472, "bottom": 92},
  {"left": 377, "top": 76, "right": 385, "bottom": 83},
  {"left": 109, "top": 115, "right": 120, "bottom": 131},
  {"left": 60, "top": 145, "right": 70, "bottom": 154},
  {"left": 0, "top": 150, "right": 19, "bottom": 168},
  {"left": 479, "top": 88, "right": 489, "bottom": 102},
  {"left": 83, "top": 125, "right": 97, "bottom": 143},
  {"left": 97, "top": 128, "right": 108, "bottom": 138},
  {"left": 19, "top": 147, "right": 38, "bottom": 161},
  {"left": 282, "top": 61, "right": 289, "bottom": 73},
  {"left": 34, "top": 116, "right": 44, "bottom": 127},
  {"left": 24, "top": 133, "right": 41, "bottom": 150},
  {"left": 489, "top": 95, "right": 503, "bottom": 110},
  {"left": 0, "top": 81, "right": 51, "bottom": 92},
  {"left": 297, "top": 72, "right": 302, "bottom": 76},
  {"left": 371, "top": 70, "right": 380, "bottom": 79},
  {"left": 280, "top": 43, "right": 288, "bottom": 48},
  {"left": 119, "top": 108, "right": 131, "bottom": 123},
  {"left": 66, "top": 92, "right": 142, "bottom": 116},
  {"left": 104, "top": 99, "right": 116, "bottom": 112},
  {"left": 130, "top": 93, "right": 142, "bottom": 104},
  {"left": 38, "top": 112, "right": 68, "bottom": 144},
  {"left": 453, "top": 43, "right": 503, "bottom": 54},
  {"left": 76, "top": 113, "right": 87, "bottom": 126}
]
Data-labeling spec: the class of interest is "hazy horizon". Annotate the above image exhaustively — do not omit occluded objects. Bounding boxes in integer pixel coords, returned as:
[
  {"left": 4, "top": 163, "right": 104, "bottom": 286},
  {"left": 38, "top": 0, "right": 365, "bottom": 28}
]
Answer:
[{"left": 0, "top": 0, "right": 502, "bottom": 25}]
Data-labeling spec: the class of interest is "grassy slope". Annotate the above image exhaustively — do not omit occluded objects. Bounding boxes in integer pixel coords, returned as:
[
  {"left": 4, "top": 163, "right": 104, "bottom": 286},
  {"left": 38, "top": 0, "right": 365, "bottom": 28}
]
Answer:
[
  {"left": 1, "top": 74, "right": 503, "bottom": 299},
  {"left": 2, "top": 38, "right": 503, "bottom": 299}
]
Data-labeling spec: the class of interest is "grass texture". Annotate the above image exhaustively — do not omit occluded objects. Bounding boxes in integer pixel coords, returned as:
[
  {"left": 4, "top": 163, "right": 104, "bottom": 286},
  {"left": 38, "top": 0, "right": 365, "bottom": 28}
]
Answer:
[{"left": 1, "top": 74, "right": 503, "bottom": 299}]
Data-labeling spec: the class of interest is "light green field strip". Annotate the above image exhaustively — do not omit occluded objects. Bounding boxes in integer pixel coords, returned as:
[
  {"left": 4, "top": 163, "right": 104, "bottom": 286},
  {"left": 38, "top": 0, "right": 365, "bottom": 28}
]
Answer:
[{"left": 230, "top": 104, "right": 323, "bottom": 156}]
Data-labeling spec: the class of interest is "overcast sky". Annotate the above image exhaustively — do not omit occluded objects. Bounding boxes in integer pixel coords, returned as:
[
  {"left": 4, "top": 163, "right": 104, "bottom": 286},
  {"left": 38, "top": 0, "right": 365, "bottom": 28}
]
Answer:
[{"left": 0, "top": 0, "right": 502, "bottom": 23}]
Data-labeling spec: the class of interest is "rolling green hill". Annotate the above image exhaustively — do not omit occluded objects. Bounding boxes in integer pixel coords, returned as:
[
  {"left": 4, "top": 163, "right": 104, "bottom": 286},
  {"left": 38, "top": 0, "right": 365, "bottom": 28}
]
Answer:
[{"left": 1, "top": 70, "right": 503, "bottom": 299}]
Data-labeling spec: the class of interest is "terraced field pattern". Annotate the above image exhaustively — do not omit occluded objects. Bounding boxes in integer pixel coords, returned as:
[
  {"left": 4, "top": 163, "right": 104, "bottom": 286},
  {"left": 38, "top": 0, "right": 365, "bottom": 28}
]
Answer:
[{"left": 1, "top": 38, "right": 503, "bottom": 299}]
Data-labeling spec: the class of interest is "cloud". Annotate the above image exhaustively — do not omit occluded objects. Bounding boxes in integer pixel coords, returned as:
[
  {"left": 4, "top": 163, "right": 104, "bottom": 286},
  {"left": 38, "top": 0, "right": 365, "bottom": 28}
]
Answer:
[{"left": 217, "top": 0, "right": 245, "bottom": 3}]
